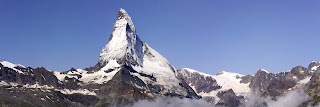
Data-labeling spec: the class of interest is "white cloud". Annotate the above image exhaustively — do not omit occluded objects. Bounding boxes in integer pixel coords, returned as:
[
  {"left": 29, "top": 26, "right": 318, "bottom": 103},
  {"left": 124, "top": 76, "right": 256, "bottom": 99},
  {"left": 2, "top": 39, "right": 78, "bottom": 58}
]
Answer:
[
  {"left": 128, "top": 97, "right": 213, "bottom": 107},
  {"left": 267, "top": 89, "right": 311, "bottom": 107},
  {"left": 245, "top": 87, "right": 311, "bottom": 107}
]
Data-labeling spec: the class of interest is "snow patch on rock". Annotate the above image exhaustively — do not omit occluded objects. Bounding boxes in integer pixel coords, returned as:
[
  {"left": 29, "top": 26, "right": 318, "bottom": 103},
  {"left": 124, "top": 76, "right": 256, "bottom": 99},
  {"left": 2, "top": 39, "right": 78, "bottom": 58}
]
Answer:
[
  {"left": 80, "top": 60, "right": 120, "bottom": 84},
  {"left": 0, "top": 60, "right": 26, "bottom": 74}
]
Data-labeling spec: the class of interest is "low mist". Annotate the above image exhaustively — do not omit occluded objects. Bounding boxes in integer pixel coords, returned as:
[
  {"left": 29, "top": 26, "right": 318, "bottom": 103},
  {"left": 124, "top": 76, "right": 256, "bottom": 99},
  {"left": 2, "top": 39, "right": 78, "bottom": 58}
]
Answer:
[
  {"left": 128, "top": 88, "right": 313, "bottom": 107},
  {"left": 128, "top": 97, "right": 212, "bottom": 107}
]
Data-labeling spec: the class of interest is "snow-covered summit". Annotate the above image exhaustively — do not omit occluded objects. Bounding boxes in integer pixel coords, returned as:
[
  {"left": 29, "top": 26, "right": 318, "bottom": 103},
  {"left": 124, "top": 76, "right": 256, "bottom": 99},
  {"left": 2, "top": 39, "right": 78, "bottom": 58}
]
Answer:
[
  {"left": 84, "top": 9, "right": 185, "bottom": 92},
  {"left": 117, "top": 8, "right": 135, "bottom": 32},
  {"left": 99, "top": 8, "right": 143, "bottom": 67}
]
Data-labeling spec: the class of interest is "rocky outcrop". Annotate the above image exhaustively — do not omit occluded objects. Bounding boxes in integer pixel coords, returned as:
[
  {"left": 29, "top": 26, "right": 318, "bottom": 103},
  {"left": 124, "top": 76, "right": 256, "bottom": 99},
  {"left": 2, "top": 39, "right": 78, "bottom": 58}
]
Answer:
[
  {"left": 215, "top": 89, "right": 245, "bottom": 107},
  {"left": 261, "top": 79, "right": 296, "bottom": 100},
  {"left": 0, "top": 63, "right": 34, "bottom": 85},
  {"left": 177, "top": 68, "right": 221, "bottom": 93},
  {"left": 249, "top": 69, "right": 275, "bottom": 96},
  {"left": 250, "top": 66, "right": 313, "bottom": 98},
  {"left": 32, "top": 67, "right": 62, "bottom": 88},
  {"left": 240, "top": 75, "right": 253, "bottom": 84}
]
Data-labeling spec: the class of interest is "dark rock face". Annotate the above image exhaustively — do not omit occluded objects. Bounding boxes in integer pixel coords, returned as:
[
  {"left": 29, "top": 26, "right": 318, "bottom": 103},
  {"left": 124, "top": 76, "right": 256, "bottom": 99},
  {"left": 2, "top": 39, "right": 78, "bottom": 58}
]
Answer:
[
  {"left": 177, "top": 68, "right": 221, "bottom": 93},
  {"left": 261, "top": 79, "right": 296, "bottom": 100},
  {"left": 250, "top": 66, "right": 313, "bottom": 99},
  {"left": 249, "top": 70, "right": 275, "bottom": 96},
  {"left": 0, "top": 63, "right": 35, "bottom": 85},
  {"left": 202, "top": 96, "right": 216, "bottom": 105},
  {"left": 96, "top": 65, "right": 148, "bottom": 98},
  {"left": 177, "top": 77, "right": 201, "bottom": 99},
  {"left": 95, "top": 80, "right": 149, "bottom": 106},
  {"left": 84, "top": 63, "right": 103, "bottom": 73},
  {"left": 306, "top": 68, "right": 320, "bottom": 105},
  {"left": 0, "top": 63, "right": 102, "bottom": 106},
  {"left": 215, "top": 89, "right": 244, "bottom": 107},
  {"left": 293, "top": 63, "right": 320, "bottom": 106},
  {"left": 61, "top": 76, "right": 82, "bottom": 89},
  {"left": 0, "top": 85, "right": 99, "bottom": 107},
  {"left": 0, "top": 64, "right": 82, "bottom": 90},
  {"left": 240, "top": 75, "right": 253, "bottom": 84},
  {"left": 291, "top": 66, "right": 312, "bottom": 80},
  {"left": 32, "top": 67, "right": 62, "bottom": 88},
  {"left": 307, "top": 69, "right": 320, "bottom": 94}
]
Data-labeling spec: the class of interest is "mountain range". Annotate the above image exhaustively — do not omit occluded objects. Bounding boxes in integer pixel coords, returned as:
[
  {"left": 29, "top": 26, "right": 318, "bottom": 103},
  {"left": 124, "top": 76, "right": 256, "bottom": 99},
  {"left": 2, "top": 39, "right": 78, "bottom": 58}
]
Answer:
[{"left": 1, "top": 9, "right": 320, "bottom": 107}]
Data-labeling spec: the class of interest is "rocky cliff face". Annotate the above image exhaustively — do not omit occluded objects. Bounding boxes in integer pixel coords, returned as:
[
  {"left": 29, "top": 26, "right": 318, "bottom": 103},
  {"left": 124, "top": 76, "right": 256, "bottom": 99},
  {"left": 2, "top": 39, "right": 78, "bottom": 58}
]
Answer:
[
  {"left": 250, "top": 66, "right": 313, "bottom": 99},
  {"left": 306, "top": 62, "right": 320, "bottom": 106},
  {"left": 215, "top": 89, "right": 245, "bottom": 107},
  {"left": 177, "top": 68, "right": 221, "bottom": 94}
]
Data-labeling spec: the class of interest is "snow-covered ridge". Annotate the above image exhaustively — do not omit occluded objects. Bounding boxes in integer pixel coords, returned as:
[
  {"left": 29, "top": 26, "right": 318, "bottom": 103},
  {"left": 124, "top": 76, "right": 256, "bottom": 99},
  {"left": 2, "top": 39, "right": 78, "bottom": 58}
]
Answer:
[
  {"left": 179, "top": 68, "right": 250, "bottom": 95},
  {"left": 3, "top": 82, "right": 96, "bottom": 96},
  {"left": 80, "top": 60, "right": 120, "bottom": 84},
  {"left": 0, "top": 60, "right": 26, "bottom": 74},
  {"left": 53, "top": 60, "right": 120, "bottom": 84}
]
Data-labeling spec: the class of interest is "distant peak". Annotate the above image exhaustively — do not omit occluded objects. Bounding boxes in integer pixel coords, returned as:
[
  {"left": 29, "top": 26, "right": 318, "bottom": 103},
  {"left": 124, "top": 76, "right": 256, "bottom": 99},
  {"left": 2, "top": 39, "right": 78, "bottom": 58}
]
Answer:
[
  {"left": 258, "top": 69, "right": 270, "bottom": 73},
  {"left": 116, "top": 8, "right": 135, "bottom": 32},
  {"left": 119, "top": 8, "right": 127, "bottom": 13},
  {"left": 217, "top": 71, "right": 225, "bottom": 75},
  {"left": 117, "top": 8, "right": 128, "bottom": 20}
]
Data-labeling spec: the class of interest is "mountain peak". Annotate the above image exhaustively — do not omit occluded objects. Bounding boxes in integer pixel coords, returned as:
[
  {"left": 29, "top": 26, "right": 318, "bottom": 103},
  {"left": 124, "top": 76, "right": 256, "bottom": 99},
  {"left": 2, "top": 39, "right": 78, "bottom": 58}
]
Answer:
[
  {"left": 258, "top": 69, "right": 270, "bottom": 73},
  {"left": 98, "top": 9, "right": 143, "bottom": 67},
  {"left": 117, "top": 8, "right": 128, "bottom": 19},
  {"left": 116, "top": 8, "right": 135, "bottom": 32}
]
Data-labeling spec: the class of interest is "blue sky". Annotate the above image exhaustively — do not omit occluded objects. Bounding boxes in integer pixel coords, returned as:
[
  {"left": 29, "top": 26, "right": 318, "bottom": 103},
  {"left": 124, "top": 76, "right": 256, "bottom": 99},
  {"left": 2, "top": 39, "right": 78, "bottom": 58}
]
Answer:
[{"left": 1, "top": 0, "right": 319, "bottom": 75}]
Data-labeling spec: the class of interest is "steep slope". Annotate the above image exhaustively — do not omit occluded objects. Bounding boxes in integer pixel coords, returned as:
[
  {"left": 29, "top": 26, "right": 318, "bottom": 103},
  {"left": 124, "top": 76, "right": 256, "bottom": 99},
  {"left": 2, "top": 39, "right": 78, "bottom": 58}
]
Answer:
[
  {"left": 306, "top": 61, "right": 320, "bottom": 106},
  {"left": 95, "top": 9, "right": 181, "bottom": 93}
]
